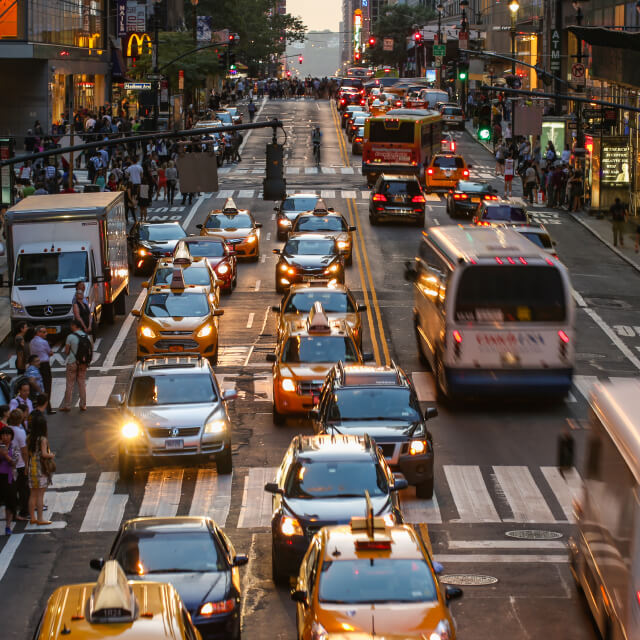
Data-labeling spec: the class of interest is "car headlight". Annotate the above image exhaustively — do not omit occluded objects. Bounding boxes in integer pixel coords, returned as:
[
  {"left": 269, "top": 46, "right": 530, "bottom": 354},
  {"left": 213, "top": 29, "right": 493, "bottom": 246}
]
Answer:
[
  {"left": 140, "top": 326, "right": 156, "bottom": 338},
  {"left": 382, "top": 512, "right": 395, "bottom": 526},
  {"left": 311, "top": 621, "right": 329, "bottom": 640},
  {"left": 204, "top": 419, "right": 227, "bottom": 434},
  {"left": 325, "top": 263, "right": 340, "bottom": 274},
  {"left": 122, "top": 422, "right": 142, "bottom": 439},
  {"left": 286, "top": 267, "right": 296, "bottom": 275},
  {"left": 280, "top": 515, "right": 303, "bottom": 536},
  {"left": 197, "top": 324, "right": 213, "bottom": 338},
  {"left": 409, "top": 439, "right": 428, "bottom": 455},
  {"left": 281, "top": 378, "right": 296, "bottom": 392},
  {"left": 138, "top": 248, "right": 149, "bottom": 256},
  {"left": 11, "top": 300, "right": 25, "bottom": 314},
  {"left": 247, "top": 234, "right": 257, "bottom": 244},
  {"left": 430, "top": 620, "right": 452, "bottom": 640},
  {"left": 337, "top": 240, "right": 349, "bottom": 249},
  {"left": 278, "top": 218, "right": 292, "bottom": 226},
  {"left": 217, "top": 263, "right": 230, "bottom": 275},
  {"left": 279, "top": 263, "right": 289, "bottom": 272},
  {"left": 199, "top": 599, "right": 235, "bottom": 616}
]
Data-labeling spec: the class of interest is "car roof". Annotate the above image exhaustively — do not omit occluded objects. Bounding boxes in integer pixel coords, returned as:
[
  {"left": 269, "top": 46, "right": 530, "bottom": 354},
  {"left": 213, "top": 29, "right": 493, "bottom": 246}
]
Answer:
[
  {"left": 378, "top": 173, "right": 419, "bottom": 181},
  {"left": 336, "top": 364, "right": 403, "bottom": 387},
  {"left": 285, "top": 193, "right": 319, "bottom": 199},
  {"left": 285, "top": 282, "right": 352, "bottom": 295},
  {"left": 147, "top": 284, "right": 209, "bottom": 295},
  {"left": 121, "top": 516, "right": 213, "bottom": 534},
  {"left": 134, "top": 354, "right": 211, "bottom": 374},
  {"left": 140, "top": 221, "right": 183, "bottom": 227},
  {"left": 296, "top": 210, "right": 343, "bottom": 218},
  {"left": 292, "top": 434, "right": 375, "bottom": 461},
  {"left": 155, "top": 257, "right": 209, "bottom": 268},
  {"left": 285, "top": 316, "right": 351, "bottom": 338},
  {"left": 182, "top": 235, "right": 226, "bottom": 243},
  {"left": 286, "top": 232, "right": 337, "bottom": 242}
]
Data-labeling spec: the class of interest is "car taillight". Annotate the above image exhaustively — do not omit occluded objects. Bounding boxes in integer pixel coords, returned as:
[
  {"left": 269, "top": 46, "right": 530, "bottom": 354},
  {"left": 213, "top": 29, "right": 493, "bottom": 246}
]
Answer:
[
  {"left": 396, "top": 100, "right": 402, "bottom": 106},
  {"left": 451, "top": 141, "right": 456, "bottom": 152},
  {"left": 411, "top": 195, "right": 425, "bottom": 203},
  {"left": 558, "top": 330, "right": 570, "bottom": 344},
  {"left": 558, "top": 329, "right": 569, "bottom": 359},
  {"left": 427, "top": 168, "right": 434, "bottom": 175},
  {"left": 484, "top": 194, "right": 498, "bottom": 200},
  {"left": 340, "top": 99, "right": 346, "bottom": 105},
  {"left": 372, "top": 193, "right": 387, "bottom": 201},
  {"left": 462, "top": 169, "right": 470, "bottom": 177},
  {"left": 360, "top": 99, "right": 366, "bottom": 105},
  {"left": 355, "top": 137, "right": 362, "bottom": 142},
  {"left": 453, "top": 193, "right": 468, "bottom": 200},
  {"left": 452, "top": 330, "right": 462, "bottom": 358}
]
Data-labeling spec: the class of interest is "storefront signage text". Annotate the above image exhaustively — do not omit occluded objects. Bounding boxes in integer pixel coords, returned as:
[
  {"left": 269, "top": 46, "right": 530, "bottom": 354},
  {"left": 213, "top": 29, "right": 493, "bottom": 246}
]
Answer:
[
  {"left": 601, "top": 143, "right": 630, "bottom": 186},
  {"left": 126, "top": 32, "right": 152, "bottom": 57},
  {"left": 124, "top": 82, "right": 152, "bottom": 90}
]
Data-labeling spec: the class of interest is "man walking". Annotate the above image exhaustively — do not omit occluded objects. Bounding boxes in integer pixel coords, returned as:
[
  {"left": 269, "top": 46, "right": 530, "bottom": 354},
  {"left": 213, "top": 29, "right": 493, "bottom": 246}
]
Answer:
[
  {"left": 60, "top": 319, "right": 92, "bottom": 412},
  {"left": 610, "top": 197, "right": 627, "bottom": 247},
  {"left": 248, "top": 100, "right": 257, "bottom": 123},
  {"left": 29, "top": 326, "right": 55, "bottom": 414},
  {"left": 504, "top": 154, "right": 515, "bottom": 197}
]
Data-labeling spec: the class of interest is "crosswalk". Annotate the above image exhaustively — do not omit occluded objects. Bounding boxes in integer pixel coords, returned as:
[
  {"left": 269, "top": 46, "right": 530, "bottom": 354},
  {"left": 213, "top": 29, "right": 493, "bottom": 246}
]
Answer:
[{"left": 1, "top": 464, "right": 583, "bottom": 535}]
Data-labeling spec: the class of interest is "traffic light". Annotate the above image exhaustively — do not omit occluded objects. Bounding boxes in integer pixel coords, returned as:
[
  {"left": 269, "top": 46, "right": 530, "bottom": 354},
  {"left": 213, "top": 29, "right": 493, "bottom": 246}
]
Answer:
[
  {"left": 368, "top": 36, "right": 376, "bottom": 47},
  {"left": 478, "top": 126, "right": 491, "bottom": 141},
  {"left": 458, "top": 64, "right": 468, "bottom": 81},
  {"left": 414, "top": 31, "right": 422, "bottom": 43},
  {"left": 228, "top": 33, "right": 235, "bottom": 44},
  {"left": 298, "top": 55, "right": 303, "bottom": 64},
  {"left": 354, "top": 51, "right": 361, "bottom": 61}
]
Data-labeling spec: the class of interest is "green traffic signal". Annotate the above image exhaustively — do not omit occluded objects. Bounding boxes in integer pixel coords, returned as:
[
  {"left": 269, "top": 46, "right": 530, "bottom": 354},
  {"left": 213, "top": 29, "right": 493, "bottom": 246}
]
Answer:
[
  {"left": 458, "top": 70, "right": 467, "bottom": 80},
  {"left": 478, "top": 127, "right": 491, "bottom": 141}
]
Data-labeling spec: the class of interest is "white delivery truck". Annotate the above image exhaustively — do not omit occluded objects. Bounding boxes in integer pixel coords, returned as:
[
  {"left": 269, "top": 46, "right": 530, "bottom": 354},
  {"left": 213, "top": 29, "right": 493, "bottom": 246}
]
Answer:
[{"left": 6, "top": 192, "right": 129, "bottom": 335}]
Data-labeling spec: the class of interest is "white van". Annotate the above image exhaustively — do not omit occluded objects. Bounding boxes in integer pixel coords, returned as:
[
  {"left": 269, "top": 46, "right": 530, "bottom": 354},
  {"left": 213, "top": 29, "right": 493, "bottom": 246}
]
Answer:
[{"left": 405, "top": 225, "right": 575, "bottom": 400}]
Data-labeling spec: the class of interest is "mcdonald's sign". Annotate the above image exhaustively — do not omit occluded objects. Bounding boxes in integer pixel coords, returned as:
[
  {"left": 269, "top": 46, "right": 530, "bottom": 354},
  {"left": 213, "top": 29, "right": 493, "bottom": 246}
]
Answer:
[{"left": 126, "top": 32, "right": 152, "bottom": 58}]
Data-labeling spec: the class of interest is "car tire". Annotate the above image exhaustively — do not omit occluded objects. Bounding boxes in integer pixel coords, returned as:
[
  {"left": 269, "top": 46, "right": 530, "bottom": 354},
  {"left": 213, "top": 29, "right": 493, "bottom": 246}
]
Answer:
[
  {"left": 277, "top": 232, "right": 286, "bottom": 242},
  {"left": 415, "top": 477, "right": 434, "bottom": 500},
  {"left": 114, "top": 290, "right": 127, "bottom": 316},
  {"left": 118, "top": 450, "right": 134, "bottom": 484},
  {"left": 209, "top": 342, "right": 219, "bottom": 366},
  {"left": 272, "top": 545, "right": 289, "bottom": 587},
  {"left": 434, "top": 354, "right": 448, "bottom": 404},
  {"left": 273, "top": 404, "right": 286, "bottom": 426},
  {"left": 275, "top": 281, "right": 284, "bottom": 294},
  {"left": 250, "top": 251, "right": 260, "bottom": 263},
  {"left": 369, "top": 214, "right": 378, "bottom": 226},
  {"left": 346, "top": 254, "right": 353, "bottom": 266},
  {"left": 217, "top": 447, "right": 233, "bottom": 474}
]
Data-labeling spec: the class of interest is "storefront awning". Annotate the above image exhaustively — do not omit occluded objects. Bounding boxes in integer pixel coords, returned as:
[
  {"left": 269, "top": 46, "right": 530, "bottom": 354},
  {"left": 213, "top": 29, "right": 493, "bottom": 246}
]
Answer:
[{"left": 568, "top": 26, "right": 640, "bottom": 51}]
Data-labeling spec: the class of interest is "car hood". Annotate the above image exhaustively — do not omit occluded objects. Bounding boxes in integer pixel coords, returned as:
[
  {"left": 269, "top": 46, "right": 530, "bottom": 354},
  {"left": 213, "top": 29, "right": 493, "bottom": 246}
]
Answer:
[
  {"left": 126, "top": 403, "right": 217, "bottom": 427},
  {"left": 279, "top": 363, "right": 334, "bottom": 380},
  {"left": 143, "top": 238, "right": 183, "bottom": 252},
  {"left": 143, "top": 316, "right": 209, "bottom": 332},
  {"left": 283, "top": 254, "right": 336, "bottom": 269},
  {"left": 325, "top": 419, "right": 420, "bottom": 440},
  {"left": 203, "top": 228, "right": 253, "bottom": 240},
  {"left": 133, "top": 571, "right": 229, "bottom": 610},
  {"left": 284, "top": 495, "right": 392, "bottom": 523}
]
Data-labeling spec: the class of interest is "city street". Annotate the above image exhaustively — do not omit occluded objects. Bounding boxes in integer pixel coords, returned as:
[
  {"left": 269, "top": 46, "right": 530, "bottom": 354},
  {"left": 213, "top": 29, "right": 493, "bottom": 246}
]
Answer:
[{"left": 4, "top": 96, "right": 640, "bottom": 638}]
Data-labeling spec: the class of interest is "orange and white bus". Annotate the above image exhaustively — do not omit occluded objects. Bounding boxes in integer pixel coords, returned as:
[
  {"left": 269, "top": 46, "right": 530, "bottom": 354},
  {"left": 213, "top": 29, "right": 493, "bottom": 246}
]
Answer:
[{"left": 362, "top": 108, "right": 443, "bottom": 187}]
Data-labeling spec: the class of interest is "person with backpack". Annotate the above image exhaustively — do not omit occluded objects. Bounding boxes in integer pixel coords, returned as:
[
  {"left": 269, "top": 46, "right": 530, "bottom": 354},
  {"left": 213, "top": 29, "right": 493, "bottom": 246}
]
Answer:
[{"left": 59, "top": 319, "right": 92, "bottom": 412}]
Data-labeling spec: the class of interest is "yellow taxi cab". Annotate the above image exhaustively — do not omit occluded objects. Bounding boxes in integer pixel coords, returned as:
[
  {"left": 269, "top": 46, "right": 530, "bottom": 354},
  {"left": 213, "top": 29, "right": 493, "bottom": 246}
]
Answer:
[
  {"left": 34, "top": 559, "right": 201, "bottom": 640},
  {"left": 291, "top": 502, "right": 462, "bottom": 640},
  {"left": 425, "top": 154, "right": 470, "bottom": 192},
  {"left": 133, "top": 268, "right": 224, "bottom": 363},
  {"left": 290, "top": 200, "right": 356, "bottom": 265},
  {"left": 143, "top": 248, "right": 221, "bottom": 308},
  {"left": 272, "top": 281, "right": 366, "bottom": 350},
  {"left": 369, "top": 99, "right": 391, "bottom": 117},
  {"left": 266, "top": 302, "right": 368, "bottom": 424},
  {"left": 196, "top": 197, "right": 262, "bottom": 261}
]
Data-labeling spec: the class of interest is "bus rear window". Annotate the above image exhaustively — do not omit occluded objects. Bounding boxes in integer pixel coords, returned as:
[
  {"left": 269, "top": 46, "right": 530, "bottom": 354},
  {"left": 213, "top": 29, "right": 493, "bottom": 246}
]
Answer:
[
  {"left": 369, "top": 121, "right": 415, "bottom": 143},
  {"left": 455, "top": 266, "right": 566, "bottom": 322}
]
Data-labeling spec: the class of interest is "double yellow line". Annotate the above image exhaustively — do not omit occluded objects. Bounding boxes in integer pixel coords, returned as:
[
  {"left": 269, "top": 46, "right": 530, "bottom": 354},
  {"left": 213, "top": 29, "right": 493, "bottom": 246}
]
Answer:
[{"left": 330, "top": 101, "right": 390, "bottom": 366}]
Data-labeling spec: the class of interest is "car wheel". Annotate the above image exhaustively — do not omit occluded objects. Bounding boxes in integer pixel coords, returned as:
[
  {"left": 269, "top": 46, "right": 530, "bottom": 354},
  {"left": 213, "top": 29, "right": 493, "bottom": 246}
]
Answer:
[
  {"left": 209, "top": 342, "right": 219, "bottom": 366},
  {"left": 277, "top": 232, "right": 286, "bottom": 241},
  {"left": 415, "top": 477, "right": 434, "bottom": 500},
  {"left": 275, "top": 281, "right": 284, "bottom": 294},
  {"left": 434, "top": 355, "right": 448, "bottom": 403},
  {"left": 118, "top": 450, "right": 134, "bottom": 484},
  {"left": 217, "top": 447, "right": 233, "bottom": 474},
  {"left": 250, "top": 250, "right": 260, "bottom": 262},
  {"left": 346, "top": 254, "right": 353, "bottom": 266},
  {"left": 414, "top": 319, "right": 431, "bottom": 369},
  {"left": 272, "top": 545, "right": 289, "bottom": 587},
  {"left": 273, "top": 404, "right": 286, "bottom": 426},
  {"left": 369, "top": 214, "right": 378, "bottom": 226}
]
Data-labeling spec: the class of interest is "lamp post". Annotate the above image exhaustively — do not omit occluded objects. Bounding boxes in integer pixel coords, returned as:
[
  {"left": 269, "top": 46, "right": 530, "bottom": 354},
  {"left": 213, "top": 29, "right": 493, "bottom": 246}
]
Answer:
[
  {"left": 191, "top": 0, "right": 199, "bottom": 42},
  {"left": 509, "top": 0, "right": 519, "bottom": 143},
  {"left": 573, "top": 0, "right": 586, "bottom": 174},
  {"left": 152, "top": 0, "right": 162, "bottom": 130},
  {"left": 460, "top": 0, "right": 469, "bottom": 114},
  {"left": 436, "top": 2, "right": 444, "bottom": 88}
]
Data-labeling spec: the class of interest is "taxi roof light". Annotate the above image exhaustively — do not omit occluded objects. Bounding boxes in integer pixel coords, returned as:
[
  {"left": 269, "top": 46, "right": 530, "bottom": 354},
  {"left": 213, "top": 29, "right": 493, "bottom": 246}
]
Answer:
[
  {"left": 307, "top": 302, "right": 332, "bottom": 333},
  {"left": 350, "top": 490, "right": 391, "bottom": 542},
  {"left": 223, "top": 197, "right": 239, "bottom": 213},
  {"left": 88, "top": 560, "right": 138, "bottom": 623},
  {"left": 173, "top": 243, "right": 192, "bottom": 266},
  {"left": 170, "top": 267, "right": 186, "bottom": 290}
]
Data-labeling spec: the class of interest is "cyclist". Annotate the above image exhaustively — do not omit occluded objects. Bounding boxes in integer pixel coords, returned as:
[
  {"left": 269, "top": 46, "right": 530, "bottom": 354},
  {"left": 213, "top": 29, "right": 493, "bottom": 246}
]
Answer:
[{"left": 311, "top": 126, "right": 322, "bottom": 165}]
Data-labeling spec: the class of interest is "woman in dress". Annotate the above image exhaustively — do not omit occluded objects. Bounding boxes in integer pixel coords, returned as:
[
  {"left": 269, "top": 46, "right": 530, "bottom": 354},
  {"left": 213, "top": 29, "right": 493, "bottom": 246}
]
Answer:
[{"left": 27, "top": 413, "right": 55, "bottom": 525}]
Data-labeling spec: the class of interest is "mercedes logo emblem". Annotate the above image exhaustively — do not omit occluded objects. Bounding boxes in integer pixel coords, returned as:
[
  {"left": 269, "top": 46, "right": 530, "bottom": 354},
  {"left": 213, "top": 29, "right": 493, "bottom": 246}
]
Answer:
[
  {"left": 44, "top": 306, "right": 54, "bottom": 316},
  {"left": 170, "top": 427, "right": 180, "bottom": 438}
]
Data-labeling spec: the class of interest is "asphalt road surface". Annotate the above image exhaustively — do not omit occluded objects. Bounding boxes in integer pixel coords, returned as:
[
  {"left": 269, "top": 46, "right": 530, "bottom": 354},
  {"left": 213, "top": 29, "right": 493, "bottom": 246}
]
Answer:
[{"left": 4, "top": 96, "right": 639, "bottom": 639}]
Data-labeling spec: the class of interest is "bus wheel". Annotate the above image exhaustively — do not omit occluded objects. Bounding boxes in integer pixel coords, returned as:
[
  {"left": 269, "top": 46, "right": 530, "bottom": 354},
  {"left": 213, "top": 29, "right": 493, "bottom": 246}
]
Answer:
[{"left": 434, "top": 355, "right": 448, "bottom": 403}]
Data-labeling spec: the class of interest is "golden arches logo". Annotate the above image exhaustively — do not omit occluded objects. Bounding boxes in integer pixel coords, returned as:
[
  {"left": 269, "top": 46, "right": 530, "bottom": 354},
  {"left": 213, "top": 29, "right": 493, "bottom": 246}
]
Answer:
[{"left": 126, "top": 32, "right": 152, "bottom": 57}]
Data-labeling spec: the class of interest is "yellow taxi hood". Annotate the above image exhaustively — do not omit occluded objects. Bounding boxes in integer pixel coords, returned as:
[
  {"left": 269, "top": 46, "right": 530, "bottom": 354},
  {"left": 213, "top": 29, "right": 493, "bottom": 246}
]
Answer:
[
  {"left": 318, "top": 601, "right": 446, "bottom": 636},
  {"left": 279, "top": 363, "right": 334, "bottom": 379},
  {"left": 203, "top": 228, "right": 252, "bottom": 240},
  {"left": 143, "top": 316, "right": 209, "bottom": 332}
]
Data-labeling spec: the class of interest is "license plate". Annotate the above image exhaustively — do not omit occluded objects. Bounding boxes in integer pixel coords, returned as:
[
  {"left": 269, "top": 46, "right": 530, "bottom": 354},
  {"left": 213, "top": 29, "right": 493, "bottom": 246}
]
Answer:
[
  {"left": 165, "top": 438, "right": 184, "bottom": 450},
  {"left": 169, "top": 345, "right": 184, "bottom": 352},
  {"left": 393, "top": 196, "right": 404, "bottom": 202},
  {"left": 46, "top": 327, "right": 60, "bottom": 334},
  {"left": 471, "top": 197, "right": 480, "bottom": 203},
  {"left": 302, "top": 275, "right": 317, "bottom": 282}
]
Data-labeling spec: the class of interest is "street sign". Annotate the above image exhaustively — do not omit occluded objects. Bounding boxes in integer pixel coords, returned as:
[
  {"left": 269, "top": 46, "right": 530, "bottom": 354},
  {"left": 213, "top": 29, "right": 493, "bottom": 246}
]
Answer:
[
  {"left": 433, "top": 44, "right": 446, "bottom": 56},
  {"left": 583, "top": 108, "right": 602, "bottom": 119},
  {"left": 459, "top": 32, "right": 468, "bottom": 48},
  {"left": 435, "top": 55, "right": 443, "bottom": 67},
  {"left": 571, "top": 63, "right": 585, "bottom": 79},
  {"left": 124, "top": 82, "right": 152, "bottom": 90},
  {"left": 383, "top": 37, "right": 393, "bottom": 51},
  {"left": 147, "top": 74, "right": 162, "bottom": 81},
  {"left": 550, "top": 29, "right": 561, "bottom": 72}
]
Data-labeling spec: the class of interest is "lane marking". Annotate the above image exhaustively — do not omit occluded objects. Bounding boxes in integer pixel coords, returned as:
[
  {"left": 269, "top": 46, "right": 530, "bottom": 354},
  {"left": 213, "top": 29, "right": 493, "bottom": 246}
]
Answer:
[
  {"left": 189, "top": 469, "right": 233, "bottom": 526},
  {"left": 0, "top": 534, "right": 25, "bottom": 583},
  {"left": 254, "top": 279, "right": 261, "bottom": 292},
  {"left": 237, "top": 467, "right": 277, "bottom": 528},
  {"left": 246, "top": 312, "right": 255, "bottom": 329},
  {"left": 411, "top": 371, "right": 436, "bottom": 402},
  {"left": 448, "top": 540, "right": 565, "bottom": 550},
  {"left": 444, "top": 465, "right": 500, "bottom": 523},
  {"left": 540, "top": 466, "right": 582, "bottom": 523},
  {"left": 401, "top": 493, "right": 442, "bottom": 524},
  {"left": 181, "top": 194, "right": 207, "bottom": 231},
  {"left": 493, "top": 466, "right": 556, "bottom": 523},
  {"left": 80, "top": 472, "right": 128, "bottom": 532},
  {"left": 435, "top": 554, "right": 569, "bottom": 564},
  {"left": 100, "top": 289, "right": 146, "bottom": 371},
  {"left": 139, "top": 469, "right": 184, "bottom": 517}
]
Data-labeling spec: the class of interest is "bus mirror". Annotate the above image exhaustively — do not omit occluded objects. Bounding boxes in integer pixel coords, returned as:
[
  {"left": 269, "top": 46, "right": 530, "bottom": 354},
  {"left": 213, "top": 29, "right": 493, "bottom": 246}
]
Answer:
[
  {"left": 557, "top": 430, "right": 575, "bottom": 470},
  {"left": 404, "top": 261, "right": 417, "bottom": 282}
]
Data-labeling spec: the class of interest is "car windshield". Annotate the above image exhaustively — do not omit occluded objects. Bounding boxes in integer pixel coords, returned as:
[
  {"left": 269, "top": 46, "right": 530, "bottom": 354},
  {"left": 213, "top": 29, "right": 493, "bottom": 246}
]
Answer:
[
  {"left": 520, "top": 231, "right": 553, "bottom": 249},
  {"left": 216, "top": 112, "right": 232, "bottom": 123},
  {"left": 284, "top": 460, "right": 388, "bottom": 499},
  {"left": 129, "top": 373, "right": 217, "bottom": 406},
  {"left": 282, "top": 336, "right": 358, "bottom": 363},
  {"left": 14, "top": 252, "right": 88, "bottom": 286},
  {"left": 115, "top": 531, "right": 225, "bottom": 574},
  {"left": 434, "top": 156, "right": 464, "bottom": 169},
  {"left": 144, "top": 292, "right": 209, "bottom": 317},
  {"left": 443, "top": 107, "right": 462, "bottom": 115},
  {"left": 330, "top": 388, "right": 420, "bottom": 421},
  {"left": 458, "top": 181, "right": 490, "bottom": 193},
  {"left": 319, "top": 558, "right": 438, "bottom": 604},
  {"left": 483, "top": 206, "right": 527, "bottom": 222},
  {"left": 205, "top": 213, "right": 253, "bottom": 229},
  {"left": 184, "top": 241, "right": 226, "bottom": 257},
  {"left": 356, "top": 127, "right": 365, "bottom": 136},
  {"left": 295, "top": 217, "right": 347, "bottom": 232},
  {"left": 140, "top": 225, "right": 186, "bottom": 241},
  {"left": 380, "top": 180, "right": 422, "bottom": 196},
  {"left": 282, "top": 197, "right": 318, "bottom": 212},
  {"left": 284, "top": 238, "right": 335, "bottom": 255},
  {"left": 284, "top": 291, "right": 355, "bottom": 314},
  {"left": 153, "top": 267, "right": 211, "bottom": 287}
]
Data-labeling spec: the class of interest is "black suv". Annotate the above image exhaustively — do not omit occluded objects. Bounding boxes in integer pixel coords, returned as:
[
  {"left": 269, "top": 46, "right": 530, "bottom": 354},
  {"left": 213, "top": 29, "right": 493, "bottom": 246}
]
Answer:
[
  {"left": 369, "top": 174, "right": 426, "bottom": 226},
  {"left": 312, "top": 362, "right": 436, "bottom": 499},
  {"left": 264, "top": 433, "right": 406, "bottom": 585}
]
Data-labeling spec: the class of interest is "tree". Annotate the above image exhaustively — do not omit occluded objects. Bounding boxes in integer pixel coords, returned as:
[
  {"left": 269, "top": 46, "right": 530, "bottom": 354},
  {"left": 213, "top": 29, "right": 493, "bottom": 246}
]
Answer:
[{"left": 366, "top": 5, "right": 435, "bottom": 72}]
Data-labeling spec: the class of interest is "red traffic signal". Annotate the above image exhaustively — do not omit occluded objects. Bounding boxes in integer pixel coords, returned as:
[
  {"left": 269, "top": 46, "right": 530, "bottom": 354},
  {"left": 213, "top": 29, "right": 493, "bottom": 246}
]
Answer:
[
  {"left": 298, "top": 55, "right": 303, "bottom": 64},
  {"left": 229, "top": 33, "right": 235, "bottom": 42},
  {"left": 414, "top": 31, "right": 422, "bottom": 42},
  {"left": 354, "top": 51, "right": 361, "bottom": 61},
  {"left": 368, "top": 36, "right": 376, "bottom": 47}
]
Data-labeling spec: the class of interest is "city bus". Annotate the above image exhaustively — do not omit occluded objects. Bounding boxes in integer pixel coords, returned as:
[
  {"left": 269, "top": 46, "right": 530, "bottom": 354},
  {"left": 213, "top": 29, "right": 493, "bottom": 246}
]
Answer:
[
  {"left": 569, "top": 379, "right": 640, "bottom": 640},
  {"left": 362, "top": 108, "right": 443, "bottom": 186},
  {"left": 405, "top": 225, "right": 575, "bottom": 400}
]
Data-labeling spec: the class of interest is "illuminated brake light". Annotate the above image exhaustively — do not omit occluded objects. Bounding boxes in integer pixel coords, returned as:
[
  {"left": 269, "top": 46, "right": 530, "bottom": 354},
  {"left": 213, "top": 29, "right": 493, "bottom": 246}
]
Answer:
[
  {"left": 411, "top": 195, "right": 425, "bottom": 203},
  {"left": 396, "top": 100, "right": 402, "bottom": 106},
  {"left": 462, "top": 169, "right": 470, "bottom": 177},
  {"left": 372, "top": 194, "right": 387, "bottom": 202},
  {"left": 355, "top": 540, "right": 392, "bottom": 551},
  {"left": 427, "top": 168, "right": 434, "bottom": 175},
  {"left": 519, "top": 257, "right": 527, "bottom": 265},
  {"left": 507, "top": 257, "right": 515, "bottom": 265},
  {"left": 558, "top": 330, "right": 570, "bottom": 344},
  {"left": 451, "top": 141, "right": 456, "bottom": 152},
  {"left": 453, "top": 330, "right": 462, "bottom": 344},
  {"left": 453, "top": 193, "right": 468, "bottom": 200},
  {"left": 495, "top": 257, "right": 504, "bottom": 265},
  {"left": 545, "top": 257, "right": 555, "bottom": 265},
  {"left": 484, "top": 194, "right": 498, "bottom": 200}
]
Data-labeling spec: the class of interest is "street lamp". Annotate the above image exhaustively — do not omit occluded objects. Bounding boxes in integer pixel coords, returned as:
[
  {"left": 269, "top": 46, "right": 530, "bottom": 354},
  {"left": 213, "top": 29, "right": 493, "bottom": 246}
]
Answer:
[
  {"left": 509, "top": 0, "right": 519, "bottom": 143},
  {"left": 436, "top": 2, "right": 444, "bottom": 88},
  {"left": 152, "top": 0, "right": 162, "bottom": 130},
  {"left": 460, "top": 0, "right": 469, "bottom": 117},
  {"left": 191, "top": 0, "right": 199, "bottom": 43}
]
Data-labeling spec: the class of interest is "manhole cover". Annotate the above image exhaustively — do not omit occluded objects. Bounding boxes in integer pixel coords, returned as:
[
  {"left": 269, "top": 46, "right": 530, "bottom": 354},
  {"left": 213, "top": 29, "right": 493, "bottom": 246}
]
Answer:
[
  {"left": 506, "top": 529, "right": 563, "bottom": 540},
  {"left": 439, "top": 574, "right": 498, "bottom": 586},
  {"left": 584, "top": 297, "right": 631, "bottom": 310}
]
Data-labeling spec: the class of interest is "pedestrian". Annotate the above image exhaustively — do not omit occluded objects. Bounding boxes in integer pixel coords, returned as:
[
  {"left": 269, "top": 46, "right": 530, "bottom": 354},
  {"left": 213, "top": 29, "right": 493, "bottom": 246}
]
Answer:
[
  {"left": 610, "top": 197, "right": 627, "bottom": 247},
  {"left": 72, "top": 286, "right": 92, "bottom": 336},
  {"left": 25, "top": 355, "right": 44, "bottom": 397},
  {"left": 28, "top": 394, "right": 50, "bottom": 431},
  {"left": 524, "top": 163, "right": 538, "bottom": 204},
  {"left": 569, "top": 169, "right": 584, "bottom": 212},
  {"left": 504, "top": 154, "right": 514, "bottom": 197},
  {"left": 248, "top": 99, "right": 257, "bottom": 123},
  {"left": 27, "top": 413, "right": 54, "bottom": 525},
  {"left": 59, "top": 319, "right": 92, "bottom": 412},
  {"left": 14, "top": 321, "right": 29, "bottom": 375},
  {"left": 495, "top": 141, "right": 505, "bottom": 175},
  {"left": 7, "top": 409, "right": 29, "bottom": 522},
  {"left": 0, "top": 426, "right": 19, "bottom": 535},
  {"left": 9, "top": 379, "right": 33, "bottom": 428},
  {"left": 232, "top": 131, "right": 242, "bottom": 163},
  {"left": 165, "top": 161, "right": 178, "bottom": 206}
]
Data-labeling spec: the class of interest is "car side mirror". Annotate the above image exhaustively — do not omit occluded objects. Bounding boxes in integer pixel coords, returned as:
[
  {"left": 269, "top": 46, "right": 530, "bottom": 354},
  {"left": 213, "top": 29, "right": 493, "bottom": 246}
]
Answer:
[
  {"left": 328, "top": 207, "right": 335, "bottom": 212},
  {"left": 271, "top": 305, "right": 281, "bottom": 312},
  {"left": 90, "top": 558, "right": 105, "bottom": 571},
  {"left": 110, "top": 393, "right": 124, "bottom": 406},
  {"left": 357, "top": 303, "right": 367, "bottom": 312},
  {"left": 467, "top": 164, "right": 473, "bottom": 169},
  {"left": 266, "top": 353, "right": 277, "bottom": 362},
  {"left": 291, "top": 589, "right": 308, "bottom": 605},
  {"left": 196, "top": 224, "right": 203, "bottom": 229},
  {"left": 273, "top": 207, "right": 279, "bottom": 211},
  {"left": 425, "top": 407, "right": 438, "bottom": 420},
  {"left": 223, "top": 389, "right": 238, "bottom": 401},
  {"left": 264, "top": 482, "right": 282, "bottom": 494},
  {"left": 445, "top": 586, "right": 463, "bottom": 602},
  {"left": 141, "top": 281, "right": 149, "bottom": 288},
  {"left": 255, "top": 222, "right": 263, "bottom": 228},
  {"left": 131, "top": 309, "right": 141, "bottom": 317},
  {"left": 233, "top": 554, "right": 249, "bottom": 567},
  {"left": 349, "top": 226, "right": 357, "bottom": 232},
  {"left": 213, "top": 309, "right": 224, "bottom": 317},
  {"left": 404, "top": 261, "right": 417, "bottom": 282},
  {"left": 272, "top": 249, "right": 281, "bottom": 255},
  {"left": 391, "top": 477, "right": 409, "bottom": 491},
  {"left": 363, "top": 352, "right": 374, "bottom": 362}
]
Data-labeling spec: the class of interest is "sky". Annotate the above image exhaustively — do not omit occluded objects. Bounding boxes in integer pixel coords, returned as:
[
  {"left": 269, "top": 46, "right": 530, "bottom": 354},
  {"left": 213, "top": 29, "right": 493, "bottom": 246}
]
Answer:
[{"left": 286, "top": 0, "right": 341, "bottom": 32}]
